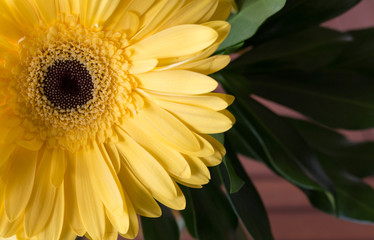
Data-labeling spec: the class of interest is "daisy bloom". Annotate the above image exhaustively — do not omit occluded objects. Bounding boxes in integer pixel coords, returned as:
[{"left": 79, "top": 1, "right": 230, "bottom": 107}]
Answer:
[{"left": 0, "top": 0, "right": 235, "bottom": 239}]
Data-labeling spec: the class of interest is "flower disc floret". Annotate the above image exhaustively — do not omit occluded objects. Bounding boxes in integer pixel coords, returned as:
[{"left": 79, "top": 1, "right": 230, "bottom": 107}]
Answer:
[{"left": 12, "top": 19, "right": 140, "bottom": 150}]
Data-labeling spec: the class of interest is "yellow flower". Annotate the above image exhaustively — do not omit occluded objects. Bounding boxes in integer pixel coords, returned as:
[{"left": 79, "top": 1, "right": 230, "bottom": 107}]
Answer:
[{"left": 0, "top": 0, "right": 234, "bottom": 239}]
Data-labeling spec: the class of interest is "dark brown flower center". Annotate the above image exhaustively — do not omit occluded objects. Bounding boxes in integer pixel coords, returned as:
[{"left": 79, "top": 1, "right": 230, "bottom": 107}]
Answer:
[{"left": 43, "top": 60, "right": 94, "bottom": 109}]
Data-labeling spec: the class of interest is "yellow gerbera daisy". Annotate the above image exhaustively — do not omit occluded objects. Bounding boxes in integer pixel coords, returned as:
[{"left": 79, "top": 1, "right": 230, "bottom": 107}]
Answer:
[{"left": 0, "top": 0, "right": 234, "bottom": 239}]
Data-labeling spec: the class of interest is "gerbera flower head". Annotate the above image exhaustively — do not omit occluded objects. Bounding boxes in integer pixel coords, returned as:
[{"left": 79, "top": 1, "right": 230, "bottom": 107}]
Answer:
[{"left": 0, "top": 0, "right": 234, "bottom": 239}]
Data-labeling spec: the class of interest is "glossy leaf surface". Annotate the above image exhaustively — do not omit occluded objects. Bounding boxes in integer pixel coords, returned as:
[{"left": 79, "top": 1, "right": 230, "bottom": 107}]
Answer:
[
  {"left": 218, "top": 0, "right": 286, "bottom": 51},
  {"left": 248, "top": 0, "right": 360, "bottom": 44},
  {"left": 220, "top": 138, "right": 274, "bottom": 240}
]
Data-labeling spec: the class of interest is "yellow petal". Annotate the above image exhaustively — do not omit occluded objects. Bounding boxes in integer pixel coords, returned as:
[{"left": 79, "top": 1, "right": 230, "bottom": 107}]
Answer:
[
  {"left": 178, "top": 182, "right": 203, "bottom": 189},
  {"left": 3, "top": 0, "right": 39, "bottom": 25},
  {"left": 172, "top": 20, "right": 230, "bottom": 65},
  {"left": 152, "top": 181, "right": 186, "bottom": 210},
  {"left": 117, "top": 162, "right": 161, "bottom": 218},
  {"left": 32, "top": 0, "right": 57, "bottom": 24},
  {"left": 50, "top": 148, "right": 67, "bottom": 187},
  {"left": 103, "top": 0, "right": 132, "bottom": 28},
  {"left": 200, "top": 20, "right": 231, "bottom": 54},
  {"left": 127, "top": 0, "right": 155, "bottom": 15},
  {"left": 0, "top": 143, "right": 15, "bottom": 167},
  {"left": 0, "top": 0, "right": 38, "bottom": 41},
  {"left": 0, "top": 204, "right": 22, "bottom": 238},
  {"left": 97, "top": 146, "right": 129, "bottom": 235},
  {"left": 64, "top": 158, "right": 85, "bottom": 237},
  {"left": 103, "top": 142, "right": 121, "bottom": 174},
  {"left": 0, "top": 38, "right": 16, "bottom": 53},
  {"left": 198, "top": 0, "right": 221, "bottom": 23},
  {"left": 211, "top": 0, "right": 232, "bottom": 21},
  {"left": 57, "top": 220, "right": 76, "bottom": 240},
  {"left": 193, "top": 133, "right": 215, "bottom": 157},
  {"left": 0, "top": 182, "right": 22, "bottom": 238},
  {"left": 75, "top": 150, "right": 106, "bottom": 240},
  {"left": 36, "top": 185, "right": 64, "bottom": 240},
  {"left": 0, "top": 15, "right": 24, "bottom": 43},
  {"left": 69, "top": 0, "right": 80, "bottom": 15},
  {"left": 200, "top": 134, "right": 225, "bottom": 166},
  {"left": 0, "top": 115, "right": 21, "bottom": 129},
  {"left": 115, "top": 126, "right": 177, "bottom": 200},
  {"left": 127, "top": 101, "right": 200, "bottom": 153},
  {"left": 131, "top": 0, "right": 183, "bottom": 41},
  {"left": 149, "top": 92, "right": 234, "bottom": 111},
  {"left": 137, "top": 70, "right": 218, "bottom": 94},
  {"left": 176, "top": 55, "right": 231, "bottom": 75},
  {"left": 128, "top": 24, "right": 218, "bottom": 60},
  {"left": 25, "top": 149, "right": 56, "bottom": 238},
  {"left": 120, "top": 119, "right": 191, "bottom": 178},
  {"left": 0, "top": 124, "right": 23, "bottom": 144},
  {"left": 129, "top": 59, "right": 158, "bottom": 74},
  {"left": 160, "top": 0, "right": 218, "bottom": 29},
  {"left": 17, "top": 137, "right": 44, "bottom": 151},
  {"left": 77, "top": 144, "right": 123, "bottom": 216},
  {"left": 16, "top": 232, "right": 27, "bottom": 240},
  {"left": 174, "top": 155, "right": 210, "bottom": 186},
  {"left": 105, "top": 207, "right": 129, "bottom": 235},
  {"left": 79, "top": 0, "right": 120, "bottom": 27},
  {"left": 4, "top": 147, "right": 37, "bottom": 221},
  {"left": 155, "top": 21, "right": 230, "bottom": 68},
  {"left": 119, "top": 191, "right": 138, "bottom": 239},
  {"left": 103, "top": 0, "right": 133, "bottom": 29},
  {"left": 57, "top": 0, "right": 71, "bottom": 15},
  {"left": 103, "top": 232, "right": 118, "bottom": 240},
  {"left": 103, "top": 216, "right": 118, "bottom": 240},
  {"left": 156, "top": 100, "right": 234, "bottom": 134},
  {"left": 111, "top": 11, "right": 140, "bottom": 38},
  {"left": 221, "top": 109, "right": 236, "bottom": 125}
]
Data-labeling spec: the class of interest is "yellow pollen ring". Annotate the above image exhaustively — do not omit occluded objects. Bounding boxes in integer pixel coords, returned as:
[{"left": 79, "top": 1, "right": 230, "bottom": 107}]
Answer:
[{"left": 10, "top": 20, "right": 140, "bottom": 151}]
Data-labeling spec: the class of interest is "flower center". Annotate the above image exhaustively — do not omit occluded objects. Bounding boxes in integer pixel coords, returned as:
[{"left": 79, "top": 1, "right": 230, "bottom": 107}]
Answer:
[
  {"left": 43, "top": 60, "right": 94, "bottom": 109},
  {"left": 11, "top": 19, "right": 140, "bottom": 150}
]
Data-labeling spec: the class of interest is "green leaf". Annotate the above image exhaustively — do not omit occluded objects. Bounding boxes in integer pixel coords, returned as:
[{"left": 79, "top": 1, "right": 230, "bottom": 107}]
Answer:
[
  {"left": 303, "top": 188, "right": 336, "bottom": 215},
  {"left": 211, "top": 133, "right": 225, "bottom": 144},
  {"left": 180, "top": 186, "right": 197, "bottom": 238},
  {"left": 287, "top": 119, "right": 374, "bottom": 178},
  {"left": 217, "top": 0, "right": 286, "bottom": 51},
  {"left": 247, "top": 70, "right": 374, "bottom": 129},
  {"left": 212, "top": 133, "right": 244, "bottom": 193},
  {"left": 226, "top": 128, "right": 257, "bottom": 159},
  {"left": 229, "top": 27, "right": 352, "bottom": 72},
  {"left": 248, "top": 0, "right": 360, "bottom": 45},
  {"left": 285, "top": 119, "right": 374, "bottom": 223},
  {"left": 235, "top": 224, "right": 253, "bottom": 240},
  {"left": 219, "top": 138, "right": 274, "bottom": 240},
  {"left": 220, "top": 41, "right": 245, "bottom": 55},
  {"left": 213, "top": 73, "right": 270, "bottom": 164},
  {"left": 223, "top": 156, "right": 245, "bottom": 194},
  {"left": 316, "top": 154, "right": 374, "bottom": 223},
  {"left": 219, "top": 72, "right": 330, "bottom": 191},
  {"left": 141, "top": 205, "right": 179, "bottom": 240},
  {"left": 226, "top": 28, "right": 374, "bottom": 130},
  {"left": 331, "top": 28, "right": 374, "bottom": 76},
  {"left": 190, "top": 178, "right": 238, "bottom": 240}
]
